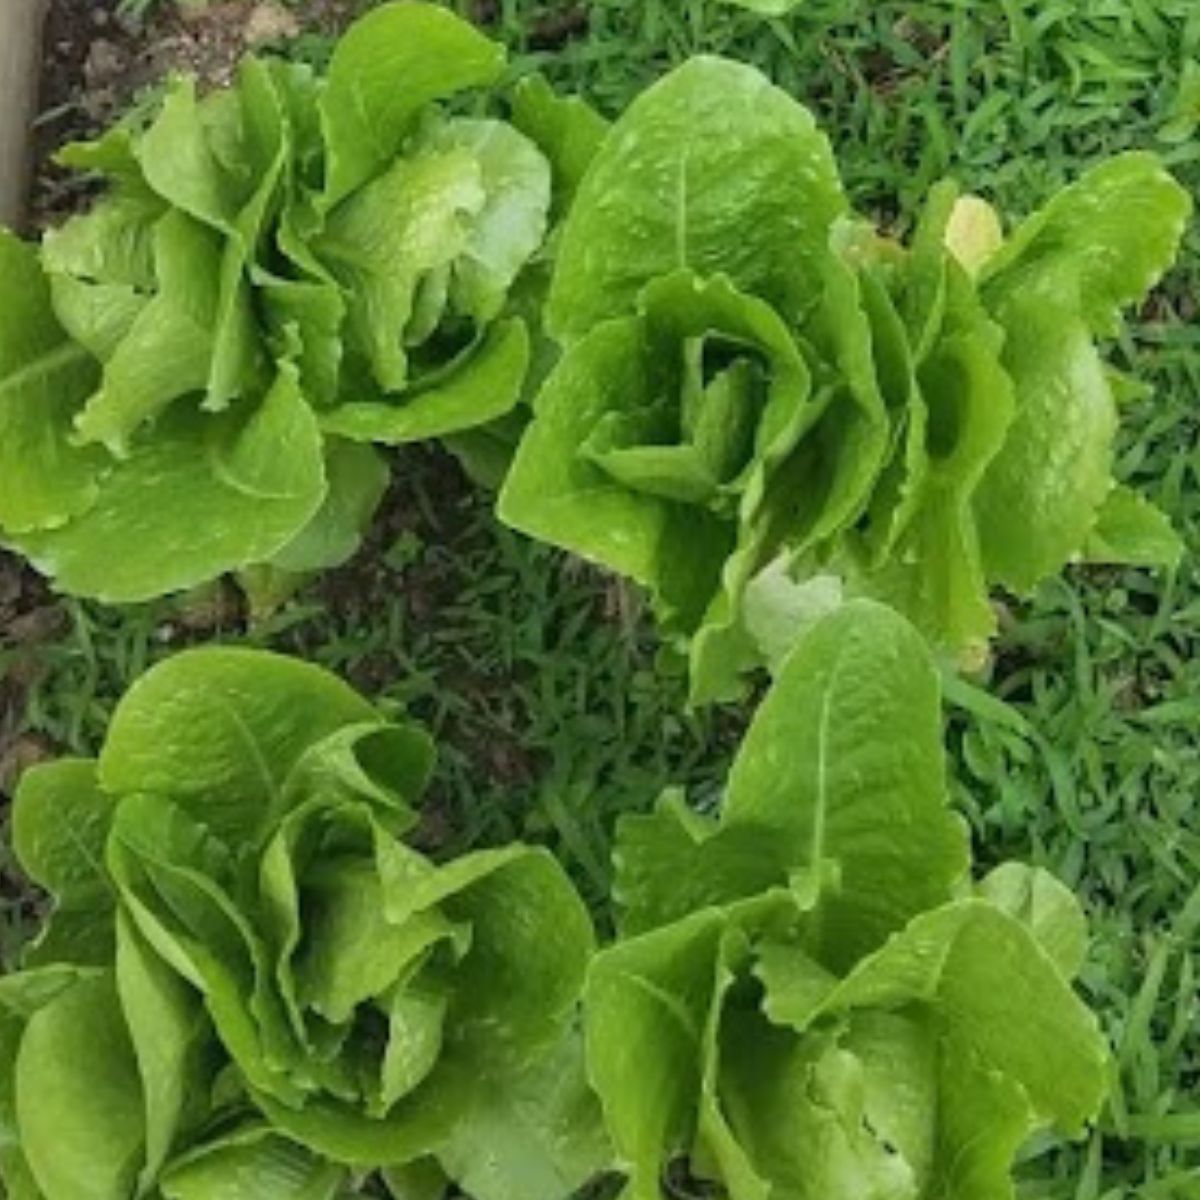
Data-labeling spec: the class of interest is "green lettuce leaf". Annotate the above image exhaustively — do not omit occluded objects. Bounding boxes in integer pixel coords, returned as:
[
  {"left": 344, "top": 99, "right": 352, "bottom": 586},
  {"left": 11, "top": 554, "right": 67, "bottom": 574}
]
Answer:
[
  {"left": 14, "top": 972, "right": 145, "bottom": 1200},
  {"left": 974, "top": 154, "right": 1191, "bottom": 591},
  {"left": 841, "top": 263, "right": 1015, "bottom": 665},
  {"left": 4, "top": 646, "right": 604, "bottom": 1200},
  {"left": 160, "top": 1127, "right": 346, "bottom": 1200},
  {"left": 510, "top": 74, "right": 610, "bottom": 217},
  {"left": 547, "top": 56, "right": 846, "bottom": 339},
  {"left": 8, "top": 365, "right": 326, "bottom": 603},
  {"left": 502, "top": 270, "right": 815, "bottom": 640},
  {"left": 97, "top": 646, "right": 379, "bottom": 847},
  {"left": 1, "top": 3, "right": 557, "bottom": 603},
  {"left": 589, "top": 603, "right": 1108, "bottom": 1198},
  {"left": 12, "top": 759, "right": 117, "bottom": 967},
  {"left": 317, "top": 2, "right": 506, "bottom": 209},
  {"left": 0, "top": 230, "right": 104, "bottom": 534},
  {"left": 1083, "top": 483, "right": 1184, "bottom": 568},
  {"left": 506, "top": 58, "right": 1186, "bottom": 701}
]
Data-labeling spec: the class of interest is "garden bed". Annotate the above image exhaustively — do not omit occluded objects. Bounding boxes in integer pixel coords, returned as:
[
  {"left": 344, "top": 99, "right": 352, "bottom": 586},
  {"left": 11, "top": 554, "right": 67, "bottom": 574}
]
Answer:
[{"left": 2, "top": 2, "right": 1199, "bottom": 1196}]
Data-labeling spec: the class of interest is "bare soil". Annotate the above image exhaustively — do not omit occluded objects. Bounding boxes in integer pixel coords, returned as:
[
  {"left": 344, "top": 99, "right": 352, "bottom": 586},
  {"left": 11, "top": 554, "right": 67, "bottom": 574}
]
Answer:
[{"left": 33, "top": 0, "right": 357, "bottom": 225}]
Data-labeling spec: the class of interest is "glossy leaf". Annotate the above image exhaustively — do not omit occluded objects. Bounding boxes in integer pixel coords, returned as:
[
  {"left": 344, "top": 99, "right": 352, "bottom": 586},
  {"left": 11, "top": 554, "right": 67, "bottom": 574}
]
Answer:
[{"left": 548, "top": 57, "right": 846, "bottom": 338}]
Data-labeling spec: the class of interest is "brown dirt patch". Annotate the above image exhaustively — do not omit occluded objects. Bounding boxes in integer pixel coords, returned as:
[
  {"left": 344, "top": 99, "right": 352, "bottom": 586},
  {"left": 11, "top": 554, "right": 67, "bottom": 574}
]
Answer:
[
  {"left": 0, "top": 553, "right": 62, "bottom": 798},
  {"left": 33, "top": 0, "right": 360, "bottom": 225}
]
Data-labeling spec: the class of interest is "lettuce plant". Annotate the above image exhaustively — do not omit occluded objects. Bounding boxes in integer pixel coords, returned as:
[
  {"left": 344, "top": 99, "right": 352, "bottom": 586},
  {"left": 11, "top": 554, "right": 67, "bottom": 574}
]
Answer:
[
  {"left": 0, "top": 3, "right": 594, "bottom": 604},
  {"left": 1, "top": 649, "right": 603, "bottom": 1200},
  {"left": 499, "top": 56, "right": 1191, "bottom": 704},
  {"left": 0, "top": 612, "right": 1108, "bottom": 1200},
  {"left": 587, "top": 601, "right": 1109, "bottom": 1199}
]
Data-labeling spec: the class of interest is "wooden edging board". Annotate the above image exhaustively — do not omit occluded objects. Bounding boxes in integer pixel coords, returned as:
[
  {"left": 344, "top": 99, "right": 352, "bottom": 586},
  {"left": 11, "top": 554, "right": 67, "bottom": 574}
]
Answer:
[{"left": 0, "top": 0, "right": 48, "bottom": 230}]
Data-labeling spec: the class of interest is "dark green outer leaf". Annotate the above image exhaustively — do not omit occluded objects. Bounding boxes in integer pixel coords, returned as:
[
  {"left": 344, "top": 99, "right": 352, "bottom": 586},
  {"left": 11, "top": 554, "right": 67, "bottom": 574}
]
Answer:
[
  {"left": 98, "top": 646, "right": 377, "bottom": 849},
  {"left": 510, "top": 74, "right": 610, "bottom": 219},
  {"left": 161, "top": 1126, "right": 346, "bottom": 1200},
  {"left": 12, "top": 759, "right": 117, "bottom": 968},
  {"left": 15, "top": 972, "right": 144, "bottom": 1200}
]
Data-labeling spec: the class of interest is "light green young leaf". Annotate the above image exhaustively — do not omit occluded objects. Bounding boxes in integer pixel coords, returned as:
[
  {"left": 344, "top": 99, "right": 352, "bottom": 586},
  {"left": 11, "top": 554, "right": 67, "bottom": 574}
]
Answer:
[
  {"left": 686, "top": 245, "right": 892, "bottom": 705},
  {"left": 0, "top": 229, "right": 104, "bottom": 534},
  {"left": 429, "top": 119, "right": 552, "bottom": 324},
  {"left": 56, "top": 123, "right": 146, "bottom": 184},
  {"left": 71, "top": 210, "right": 228, "bottom": 454},
  {"left": 586, "top": 910, "right": 726, "bottom": 1200},
  {"left": 107, "top": 793, "right": 304, "bottom": 1105},
  {"left": 501, "top": 316, "right": 712, "bottom": 602},
  {"left": 717, "top": 1012, "right": 919, "bottom": 1200},
  {"left": 758, "top": 900, "right": 1108, "bottom": 1134},
  {"left": 848, "top": 271, "right": 1015, "bottom": 661},
  {"left": 976, "top": 863, "right": 1089, "bottom": 980},
  {"left": 280, "top": 721, "right": 433, "bottom": 823},
  {"left": 613, "top": 790, "right": 794, "bottom": 936},
  {"left": 292, "top": 853, "right": 453, "bottom": 1027},
  {"left": 547, "top": 56, "right": 846, "bottom": 339},
  {"left": 137, "top": 77, "right": 244, "bottom": 233},
  {"left": 204, "top": 58, "right": 293, "bottom": 413},
  {"left": 10, "top": 364, "right": 326, "bottom": 603},
  {"left": 253, "top": 842, "right": 599, "bottom": 1200},
  {"left": 318, "top": 2, "right": 506, "bottom": 209},
  {"left": 255, "top": 1026, "right": 606, "bottom": 1200},
  {"left": 925, "top": 1025, "right": 1032, "bottom": 1200},
  {"left": 41, "top": 190, "right": 159, "bottom": 359},
  {"left": 377, "top": 978, "right": 450, "bottom": 1111},
  {"left": 503, "top": 272, "right": 812, "bottom": 641},
  {"left": 258, "top": 269, "right": 345, "bottom": 406},
  {"left": 840, "top": 1011, "right": 938, "bottom": 1187},
  {"left": 763, "top": 244, "right": 892, "bottom": 554},
  {"left": 851, "top": 269, "right": 929, "bottom": 567},
  {"left": 12, "top": 759, "right": 116, "bottom": 967},
  {"left": 694, "top": 927, "right": 770, "bottom": 1200},
  {"left": 316, "top": 146, "right": 483, "bottom": 392},
  {"left": 982, "top": 152, "right": 1191, "bottom": 338}
]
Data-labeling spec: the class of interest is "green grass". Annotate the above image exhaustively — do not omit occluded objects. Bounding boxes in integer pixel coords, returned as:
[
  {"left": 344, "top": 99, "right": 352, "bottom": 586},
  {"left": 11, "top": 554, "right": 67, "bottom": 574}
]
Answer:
[{"left": 4, "top": 0, "right": 1200, "bottom": 1195}]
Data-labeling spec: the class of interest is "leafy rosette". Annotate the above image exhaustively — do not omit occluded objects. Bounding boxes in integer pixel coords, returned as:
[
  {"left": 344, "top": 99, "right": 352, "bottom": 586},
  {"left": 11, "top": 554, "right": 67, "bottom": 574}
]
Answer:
[
  {"left": 1, "top": 649, "right": 604, "bottom": 1200},
  {"left": 587, "top": 602, "right": 1110, "bottom": 1199},
  {"left": 0, "top": 3, "right": 598, "bottom": 603},
  {"left": 499, "top": 56, "right": 1190, "bottom": 703}
]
